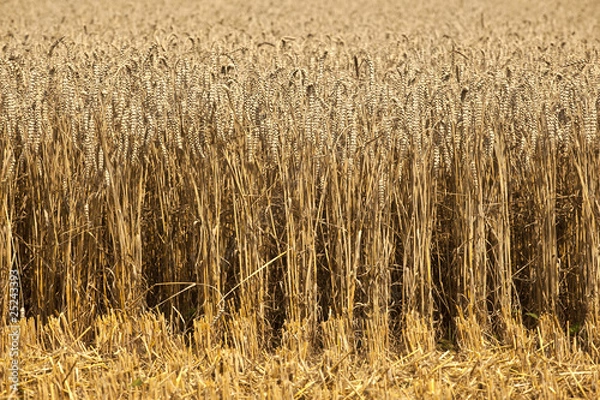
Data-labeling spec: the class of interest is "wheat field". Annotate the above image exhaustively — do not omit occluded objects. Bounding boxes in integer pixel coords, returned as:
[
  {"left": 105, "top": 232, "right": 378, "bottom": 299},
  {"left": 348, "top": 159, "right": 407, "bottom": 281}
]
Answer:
[{"left": 1, "top": 0, "right": 600, "bottom": 398}]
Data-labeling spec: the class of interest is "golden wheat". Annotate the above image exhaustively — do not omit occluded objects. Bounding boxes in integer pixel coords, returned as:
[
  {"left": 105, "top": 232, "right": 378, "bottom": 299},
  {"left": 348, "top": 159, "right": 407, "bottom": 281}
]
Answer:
[{"left": 1, "top": 0, "right": 600, "bottom": 397}]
